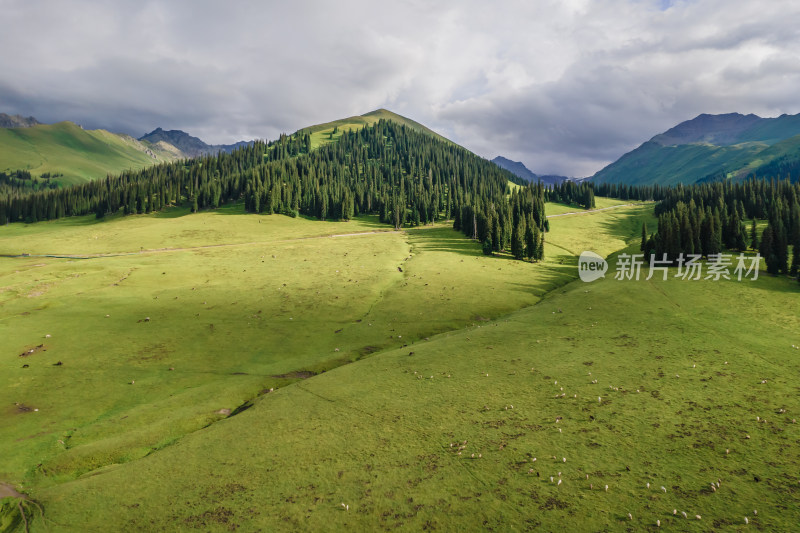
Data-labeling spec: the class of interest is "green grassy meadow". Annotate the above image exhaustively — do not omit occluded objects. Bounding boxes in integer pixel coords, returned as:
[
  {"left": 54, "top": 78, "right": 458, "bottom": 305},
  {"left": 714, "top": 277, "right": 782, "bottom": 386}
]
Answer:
[
  {"left": 545, "top": 197, "right": 638, "bottom": 216},
  {"left": 1, "top": 200, "right": 798, "bottom": 531}
]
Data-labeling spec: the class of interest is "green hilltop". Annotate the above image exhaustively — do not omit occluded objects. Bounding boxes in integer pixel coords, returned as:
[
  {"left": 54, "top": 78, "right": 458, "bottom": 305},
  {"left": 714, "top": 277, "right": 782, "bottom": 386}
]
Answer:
[
  {"left": 298, "top": 108, "right": 454, "bottom": 149},
  {"left": 0, "top": 121, "right": 180, "bottom": 186}
]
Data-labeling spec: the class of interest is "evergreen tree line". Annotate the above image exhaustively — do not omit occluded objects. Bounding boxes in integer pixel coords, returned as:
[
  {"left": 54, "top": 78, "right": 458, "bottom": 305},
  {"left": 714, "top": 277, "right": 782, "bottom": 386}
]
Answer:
[
  {"left": 644, "top": 178, "right": 800, "bottom": 279},
  {"left": 545, "top": 180, "right": 596, "bottom": 209},
  {"left": 0, "top": 170, "right": 61, "bottom": 196},
  {"left": 591, "top": 182, "right": 666, "bottom": 202}
]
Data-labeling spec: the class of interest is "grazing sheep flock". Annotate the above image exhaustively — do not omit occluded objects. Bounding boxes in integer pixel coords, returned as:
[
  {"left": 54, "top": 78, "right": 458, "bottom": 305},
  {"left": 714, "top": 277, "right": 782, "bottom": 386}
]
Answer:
[{"left": 419, "top": 346, "right": 795, "bottom": 529}]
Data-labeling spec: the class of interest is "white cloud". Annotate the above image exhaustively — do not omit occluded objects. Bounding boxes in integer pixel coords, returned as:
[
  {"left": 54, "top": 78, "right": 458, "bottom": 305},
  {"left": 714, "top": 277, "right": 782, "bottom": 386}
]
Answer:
[{"left": 1, "top": 0, "right": 800, "bottom": 176}]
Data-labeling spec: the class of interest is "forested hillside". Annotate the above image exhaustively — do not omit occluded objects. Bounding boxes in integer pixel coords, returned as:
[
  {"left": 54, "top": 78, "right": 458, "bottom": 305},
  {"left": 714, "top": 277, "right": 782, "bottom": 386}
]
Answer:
[{"left": 1, "top": 119, "right": 548, "bottom": 259}]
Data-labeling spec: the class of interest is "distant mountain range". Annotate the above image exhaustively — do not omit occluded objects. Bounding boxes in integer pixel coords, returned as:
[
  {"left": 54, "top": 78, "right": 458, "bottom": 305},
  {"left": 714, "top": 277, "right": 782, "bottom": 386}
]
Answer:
[
  {"left": 138, "top": 128, "right": 252, "bottom": 158},
  {"left": 591, "top": 112, "right": 800, "bottom": 186},
  {"left": 8, "top": 108, "right": 800, "bottom": 189},
  {"left": 491, "top": 156, "right": 571, "bottom": 185}
]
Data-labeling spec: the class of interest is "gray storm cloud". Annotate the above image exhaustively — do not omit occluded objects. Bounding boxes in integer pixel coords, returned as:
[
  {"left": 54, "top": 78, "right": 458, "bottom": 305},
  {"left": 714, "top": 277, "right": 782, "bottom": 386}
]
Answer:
[{"left": 2, "top": 0, "right": 799, "bottom": 177}]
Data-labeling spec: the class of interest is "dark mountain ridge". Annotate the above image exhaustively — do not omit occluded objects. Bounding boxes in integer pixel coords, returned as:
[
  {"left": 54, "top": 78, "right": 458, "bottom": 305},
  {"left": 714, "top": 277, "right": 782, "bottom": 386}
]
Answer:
[
  {"left": 138, "top": 127, "right": 252, "bottom": 158},
  {"left": 0, "top": 113, "right": 41, "bottom": 128},
  {"left": 491, "top": 156, "right": 571, "bottom": 185}
]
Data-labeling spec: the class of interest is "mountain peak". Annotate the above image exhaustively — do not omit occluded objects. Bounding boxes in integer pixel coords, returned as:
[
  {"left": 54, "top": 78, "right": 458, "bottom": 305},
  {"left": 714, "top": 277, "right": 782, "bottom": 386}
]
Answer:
[
  {"left": 0, "top": 113, "right": 41, "bottom": 128},
  {"left": 139, "top": 127, "right": 252, "bottom": 158},
  {"left": 492, "top": 156, "right": 571, "bottom": 185},
  {"left": 139, "top": 128, "right": 211, "bottom": 158},
  {"left": 652, "top": 112, "right": 763, "bottom": 146}
]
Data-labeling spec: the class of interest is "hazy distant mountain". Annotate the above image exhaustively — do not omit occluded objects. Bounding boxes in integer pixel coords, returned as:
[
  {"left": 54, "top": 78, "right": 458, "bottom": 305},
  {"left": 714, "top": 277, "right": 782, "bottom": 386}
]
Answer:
[
  {"left": 0, "top": 113, "right": 41, "bottom": 128},
  {"left": 592, "top": 112, "right": 800, "bottom": 185},
  {"left": 491, "top": 156, "right": 570, "bottom": 185},
  {"left": 138, "top": 127, "right": 252, "bottom": 158}
]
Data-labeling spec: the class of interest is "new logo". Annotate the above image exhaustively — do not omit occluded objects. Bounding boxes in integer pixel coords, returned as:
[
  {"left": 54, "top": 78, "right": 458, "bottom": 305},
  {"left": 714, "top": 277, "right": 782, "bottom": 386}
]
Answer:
[{"left": 578, "top": 251, "right": 608, "bottom": 282}]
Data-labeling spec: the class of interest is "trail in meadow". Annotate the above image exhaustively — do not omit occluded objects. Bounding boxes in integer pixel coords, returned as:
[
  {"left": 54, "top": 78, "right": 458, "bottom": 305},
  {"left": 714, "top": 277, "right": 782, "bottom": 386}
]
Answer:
[{"left": 0, "top": 229, "right": 404, "bottom": 259}]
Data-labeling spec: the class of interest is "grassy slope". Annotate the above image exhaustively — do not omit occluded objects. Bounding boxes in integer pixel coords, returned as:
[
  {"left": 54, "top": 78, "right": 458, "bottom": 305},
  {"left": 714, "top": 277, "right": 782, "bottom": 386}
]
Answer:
[
  {"left": 3, "top": 201, "right": 798, "bottom": 531},
  {"left": 724, "top": 133, "right": 800, "bottom": 180},
  {"left": 592, "top": 141, "right": 767, "bottom": 186},
  {"left": 298, "top": 109, "right": 453, "bottom": 150},
  {"left": 0, "top": 122, "right": 178, "bottom": 185},
  {"left": 593, "top": 114, "right": 800, "bottom": 186},
  {"left": 0, "top": 201, "right": 645, "bottom": 521}
]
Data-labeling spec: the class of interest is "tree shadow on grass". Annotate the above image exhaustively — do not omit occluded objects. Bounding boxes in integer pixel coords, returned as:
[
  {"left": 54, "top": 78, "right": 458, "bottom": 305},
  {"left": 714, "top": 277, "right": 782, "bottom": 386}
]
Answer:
[
  {"left": 152, "top": 206, "right": 193, "bottom": 219},
  {"left": 595, "top": 206, "right": 655, "bottom": 246}
]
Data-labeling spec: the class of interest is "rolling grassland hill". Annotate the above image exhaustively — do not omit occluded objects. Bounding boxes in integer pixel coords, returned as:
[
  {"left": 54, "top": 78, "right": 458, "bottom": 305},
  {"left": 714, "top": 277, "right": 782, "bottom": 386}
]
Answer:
[{"left": 0, "top": 120, "right": 180, "bottom": 186}]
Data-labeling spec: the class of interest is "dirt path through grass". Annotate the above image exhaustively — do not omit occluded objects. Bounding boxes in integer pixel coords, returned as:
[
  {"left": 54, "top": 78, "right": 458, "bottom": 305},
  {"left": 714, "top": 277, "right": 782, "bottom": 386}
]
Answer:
[
  {"left": 0, "top": 228, "right": 404, "bottom": 259},
  {"left": 0, "top": 482, "right": 26, "bottom": 499}
]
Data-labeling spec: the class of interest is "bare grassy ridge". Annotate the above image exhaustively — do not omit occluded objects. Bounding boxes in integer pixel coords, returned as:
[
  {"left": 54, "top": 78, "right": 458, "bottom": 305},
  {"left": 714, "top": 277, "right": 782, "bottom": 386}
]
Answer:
[{"left": 1, "top": 201, "right": 798, "bottom": 531}]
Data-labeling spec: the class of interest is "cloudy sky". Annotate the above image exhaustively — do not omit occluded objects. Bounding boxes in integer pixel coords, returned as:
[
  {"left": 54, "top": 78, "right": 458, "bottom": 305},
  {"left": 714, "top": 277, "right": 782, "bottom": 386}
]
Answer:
[{"left": 2, "top": 0, "right": 800, "bottom": 177}]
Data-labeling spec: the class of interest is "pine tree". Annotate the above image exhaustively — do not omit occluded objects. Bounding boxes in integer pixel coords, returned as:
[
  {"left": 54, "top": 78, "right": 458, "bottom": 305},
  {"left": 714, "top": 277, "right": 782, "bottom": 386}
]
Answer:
[
  {"left": 512, "top": 219, "right": 525, "bottom": 260},
  {"left": 536, "top": 231, "right": 545, "bottom": 261},
  {"left": 700, "top": 207, "right": 714, "bottom": 257},
  {"left": 711, "top": 210, "right": 722, "bottom": 255},
  {"left": 790, "top": 239, "right": 800, "bottom": 277},
  {"left": 482, "top": 235, "right": 493, "bottom": 256},
  {"left": 525, "top": 219, "right": 536, "bottom": 260},
  {"left": 760, "top": 225, "right": 779, "bottom": 275},
  {"left": 774, "top": 219, "right": 789, "bottom": 274},
  {"left": 640, "top": 221, "right": 648, "bottom": 253},
  {"left": 750, "top": 218, "right": 759, "bottom": 250}
]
